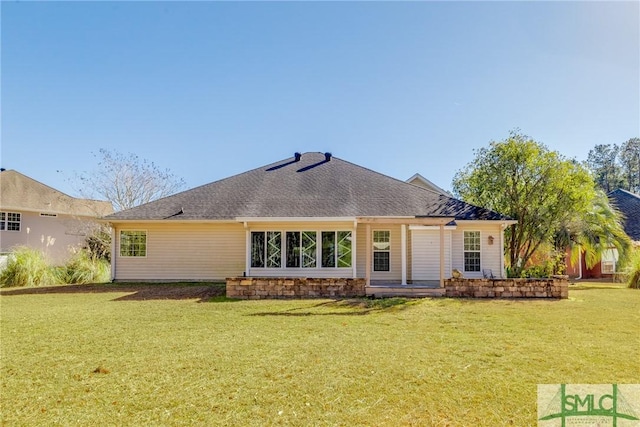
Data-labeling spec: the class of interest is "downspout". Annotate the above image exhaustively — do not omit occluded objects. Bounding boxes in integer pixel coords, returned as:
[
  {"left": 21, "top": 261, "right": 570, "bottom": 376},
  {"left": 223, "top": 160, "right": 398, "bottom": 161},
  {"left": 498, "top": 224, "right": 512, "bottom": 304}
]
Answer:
[
  {"left": 500, "top": 223, "right": 506, "bottom": 279},
  {"left": 576, "top": 249, "right": 582, "bottom": 280}
]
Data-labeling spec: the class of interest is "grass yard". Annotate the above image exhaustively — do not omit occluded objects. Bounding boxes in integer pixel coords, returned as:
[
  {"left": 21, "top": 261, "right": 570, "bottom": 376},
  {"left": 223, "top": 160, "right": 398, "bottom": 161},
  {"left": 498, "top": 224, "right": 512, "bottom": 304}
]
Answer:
[{"left": 1, "top": 282, "right": 638, "bottom": 426}]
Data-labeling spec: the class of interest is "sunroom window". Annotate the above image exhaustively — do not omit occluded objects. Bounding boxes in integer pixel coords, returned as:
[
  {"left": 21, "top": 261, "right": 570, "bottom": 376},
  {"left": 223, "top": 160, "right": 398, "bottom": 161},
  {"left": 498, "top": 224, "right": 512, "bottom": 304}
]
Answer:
[
  {"left": 286, "top": 231, "right": 317, "bottom": 268},
  {"left": 321, "top": 231, "right": 352, "bottom": 268},
  {"left": 251, "top": 230, "right": 351, "bottom": 269},
  {"left": 251, "top": 231, "right": 282, "bottom": 268}
]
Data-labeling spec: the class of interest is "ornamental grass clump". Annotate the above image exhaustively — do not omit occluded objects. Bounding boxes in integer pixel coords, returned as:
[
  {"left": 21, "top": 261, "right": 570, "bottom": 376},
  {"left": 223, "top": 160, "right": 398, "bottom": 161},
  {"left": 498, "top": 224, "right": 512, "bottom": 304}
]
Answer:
[
  {"left": 64, "top": 249, "right": 110, "bottom": 284},
  {"left": 0, "top": 247, "right": 62, "bottom": 287}
]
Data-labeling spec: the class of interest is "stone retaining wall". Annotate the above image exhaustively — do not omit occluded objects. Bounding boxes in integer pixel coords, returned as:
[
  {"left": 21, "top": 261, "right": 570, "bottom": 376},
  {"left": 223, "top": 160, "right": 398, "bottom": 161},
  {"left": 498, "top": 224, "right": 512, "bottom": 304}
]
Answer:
[
  {"left": 444, "top": 277, "right": 568, "bottom": 299},
  {"left": 226, "top": 277, "right": 366, "bottom": 299}
]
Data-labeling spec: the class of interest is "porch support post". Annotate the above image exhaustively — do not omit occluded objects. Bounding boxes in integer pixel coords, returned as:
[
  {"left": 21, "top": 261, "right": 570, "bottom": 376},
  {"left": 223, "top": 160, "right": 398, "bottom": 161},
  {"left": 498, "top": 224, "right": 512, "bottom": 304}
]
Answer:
[
  {"left": 352, "top": 221, "right": 357, "bottom": 279},
  {"left": 439, "top": 224, "right": 445, "bottom": 288},
  {"left": 110, "top": 225, "right": 116, "bottom": 281},
  {"left": 365, "top": 224, "right": 371, "bottom": 287},
  {"left": 244, "top": 222, "right": 251, "bottom": 277},
  {"left": 401, "top": 224, "right": 407, "bottom": 285}
]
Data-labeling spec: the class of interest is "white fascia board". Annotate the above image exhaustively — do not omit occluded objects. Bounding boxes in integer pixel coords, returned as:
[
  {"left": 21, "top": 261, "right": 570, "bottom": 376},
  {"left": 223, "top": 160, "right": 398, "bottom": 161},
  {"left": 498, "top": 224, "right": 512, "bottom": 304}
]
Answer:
[
  {"left": 455, "top": 219, "right": 518, "bottom": 226},
  {"left": 408, "top": 225, "right": 457, "bottom": 230},
  {"left": 101, "top": 219, "right": 240, "bottom": 225},
  {"left": 235, "top": 217, "right": 357, "bottom": 223}
]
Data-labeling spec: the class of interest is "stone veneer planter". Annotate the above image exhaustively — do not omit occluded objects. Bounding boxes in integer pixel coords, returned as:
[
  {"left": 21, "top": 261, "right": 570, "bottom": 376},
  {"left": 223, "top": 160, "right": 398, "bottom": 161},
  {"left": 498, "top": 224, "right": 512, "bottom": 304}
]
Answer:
[
  {"left": 444, "top": 276, "right": 568, "bottom": 299},
  {"left": 226, "top": 277, "right": 366, "bottom": 299}
]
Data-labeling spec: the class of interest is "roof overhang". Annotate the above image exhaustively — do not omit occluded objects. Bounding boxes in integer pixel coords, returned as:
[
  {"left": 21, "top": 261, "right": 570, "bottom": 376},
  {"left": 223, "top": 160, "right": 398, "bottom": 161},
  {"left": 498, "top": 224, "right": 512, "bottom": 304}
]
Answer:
[
  {"left": 235, "top": 217, "right": 357, "bottom": 223},
  {"left": 99, "top": 218, "right": 241, "bottom": 225},
  {"left": 454, "top": 219, "right": 518, "bottom": 226},
  {"left": 356, "top": 216, "right": 455, "bottom": 225}
]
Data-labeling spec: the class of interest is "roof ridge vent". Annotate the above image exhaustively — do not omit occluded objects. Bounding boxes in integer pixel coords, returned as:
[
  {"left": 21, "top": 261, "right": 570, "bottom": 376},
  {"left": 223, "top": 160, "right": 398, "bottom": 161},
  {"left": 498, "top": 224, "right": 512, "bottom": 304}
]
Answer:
[
  {"left": 324, "top": 152, "right": 332, "bottom": 161},
  {"left": 294, "top": 152, "right": 302, "bottom": 162}
]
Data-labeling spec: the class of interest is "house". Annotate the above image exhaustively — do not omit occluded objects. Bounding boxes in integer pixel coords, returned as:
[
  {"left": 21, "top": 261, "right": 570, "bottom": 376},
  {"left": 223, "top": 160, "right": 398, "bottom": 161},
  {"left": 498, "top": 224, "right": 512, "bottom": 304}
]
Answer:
[
  {"left": 103, "top": 152, "right": 516, "bottom": 292},
  {"left": 609, "top": 189, "right": 640, "bottom": 244},
  {"left": 406, "top": 173, "right": 450, "bottom": 195},
  {"left": 0, "top": 169, "right": 114, "bottom": 264},
  {"left": 566, "top": 188, "right": 640, "bottom": 279}
]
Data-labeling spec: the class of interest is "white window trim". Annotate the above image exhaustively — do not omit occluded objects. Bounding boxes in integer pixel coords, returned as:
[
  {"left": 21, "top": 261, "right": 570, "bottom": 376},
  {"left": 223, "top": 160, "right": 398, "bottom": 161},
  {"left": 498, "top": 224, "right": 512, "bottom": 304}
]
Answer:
[
  {"left": 372, "top": 230, "right": 391, "bottom": 272},
  {"left": 0, "top": 211, "right": 21, "bottom": 232},
  {"left": 249, "top": 229, "right": 354, "bottom": 270},
  {"left": 119, "top": 230, "right": 148, "bottom": 258},
  {"left": 463, "top": 230, "right": 482, "bottom": 273}
]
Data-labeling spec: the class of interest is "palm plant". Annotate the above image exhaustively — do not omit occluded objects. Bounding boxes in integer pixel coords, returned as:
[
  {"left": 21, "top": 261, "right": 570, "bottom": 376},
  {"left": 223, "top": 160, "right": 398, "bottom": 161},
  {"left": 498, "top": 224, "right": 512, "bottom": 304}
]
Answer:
[{"left": 555, "top": 190, "right": 631, "bottom": 271}]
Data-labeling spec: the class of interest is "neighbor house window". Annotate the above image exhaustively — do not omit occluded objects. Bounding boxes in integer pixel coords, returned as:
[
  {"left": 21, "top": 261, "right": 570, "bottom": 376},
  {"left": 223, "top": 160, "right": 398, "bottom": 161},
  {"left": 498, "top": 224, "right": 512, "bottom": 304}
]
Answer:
[
  {"left": 251, "top": 231, "right": 282, "bottom": 268},
  {"left": 601, "top": 248, "right": 618, "bottom": 274},
  {"left": 120, "top": 230, "right": 147, "bottom": 257},
  {"left": 464, "top": 231, "right": 481, "bottom": 272},
  {"left": 0, "top": 212, "right": 21, "bottom": 231},
  {"left": 373, "top": 230, "right": 390, "bottom": 272},
  {"left": 286, "top": 231, "right": 317, "bottom": 268}
]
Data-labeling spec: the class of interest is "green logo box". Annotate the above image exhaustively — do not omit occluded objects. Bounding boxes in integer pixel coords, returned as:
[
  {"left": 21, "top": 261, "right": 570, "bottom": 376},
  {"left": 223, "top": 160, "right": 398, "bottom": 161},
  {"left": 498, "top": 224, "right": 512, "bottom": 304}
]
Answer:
[{"left": 538, "top": 384, "right": 640, "bottom": 427}]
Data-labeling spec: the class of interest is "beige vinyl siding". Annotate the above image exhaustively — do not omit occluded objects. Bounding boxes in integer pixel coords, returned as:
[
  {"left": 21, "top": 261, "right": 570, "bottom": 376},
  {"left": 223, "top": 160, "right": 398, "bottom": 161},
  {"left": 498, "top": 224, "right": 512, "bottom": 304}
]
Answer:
[
  {"left": 410, "top": 228, "right": 452, "bottom": 281},
  {"left": 114, "top": 223, "right": 245, "bottom": 281},
  {"left": 451, "top": 223, "right": 504, "bottom": 278}
]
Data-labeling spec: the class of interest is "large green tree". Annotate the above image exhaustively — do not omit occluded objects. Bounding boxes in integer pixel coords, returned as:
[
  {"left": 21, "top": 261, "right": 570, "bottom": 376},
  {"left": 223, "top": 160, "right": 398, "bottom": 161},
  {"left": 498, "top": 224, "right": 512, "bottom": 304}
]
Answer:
[
  {"left": 585, "top": 137, "right": 640, "bottom": 194},
  {"left": 619, "top": 137, "right": 640, "bottom": 193},
  {"left": 453, "top": 131, "right": 629, "bottom": 276},
  {"left": 586, "top": 144, "right": 624, "bottom": 193}
]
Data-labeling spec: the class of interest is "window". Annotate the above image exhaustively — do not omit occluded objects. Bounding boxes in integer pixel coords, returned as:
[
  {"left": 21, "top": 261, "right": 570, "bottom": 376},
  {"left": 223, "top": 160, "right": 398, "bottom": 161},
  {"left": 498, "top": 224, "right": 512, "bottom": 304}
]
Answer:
[
  {"left": 373, "top": 230, "right": 390, "bottom": 272},
  {"left": 251, "top": 230, "right": 350, "bottom": 269},
  {"left": 464, "top": 231, "right": 481, "bottom": 272},
  {"left": 320, "top": 231, "right": 352, "bottom": 268},
  {"left": 0, "top": 212, "right": 21, "bottom": 232},
  {"left": 120, "top": 231, "right": 147, "bottom": 257},
  {"left": 601, "top": 248, "right": 618, "bottom": 274},
  {"left": 286, "top": 231, "right": 317, "bottom": 268},
  {"left": 251, "top": 231, "right": 282, "bottom": 268}
]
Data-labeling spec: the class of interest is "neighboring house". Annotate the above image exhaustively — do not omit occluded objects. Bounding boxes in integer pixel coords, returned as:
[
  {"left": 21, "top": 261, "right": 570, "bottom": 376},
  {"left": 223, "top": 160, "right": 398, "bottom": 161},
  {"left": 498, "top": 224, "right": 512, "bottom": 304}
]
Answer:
[
  {"left": 566, "top": 188, "right": 640, "bottom": 279},
  {"left": 0, "top": 169, "right": 113, "bottom": 264},
  {"left": 406, "top": 173, "right": 450, "bottom": 196},
  {"left": 103, "top": 152, "right": 515, "bottom": 286}
]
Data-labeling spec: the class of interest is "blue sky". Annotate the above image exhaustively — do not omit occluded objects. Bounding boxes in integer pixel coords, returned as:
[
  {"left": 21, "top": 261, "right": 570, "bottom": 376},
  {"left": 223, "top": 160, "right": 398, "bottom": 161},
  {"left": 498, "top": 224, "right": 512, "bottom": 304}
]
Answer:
[{"left": 2, "top": 1, "right": 638, "bottom": 198}]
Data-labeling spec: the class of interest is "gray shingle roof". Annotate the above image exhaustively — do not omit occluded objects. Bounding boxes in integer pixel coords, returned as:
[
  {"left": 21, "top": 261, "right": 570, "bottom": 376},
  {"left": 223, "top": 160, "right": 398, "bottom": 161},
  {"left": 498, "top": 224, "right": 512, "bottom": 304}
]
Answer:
[
  {"left": 104, "top": 152, "right": 510, "bottom": 222},
  {"left": 608, "top": 189, "right": 640, "bottom": 241},
  {"left": 1, "top": 170, "right": 113, "bottom": 217}
]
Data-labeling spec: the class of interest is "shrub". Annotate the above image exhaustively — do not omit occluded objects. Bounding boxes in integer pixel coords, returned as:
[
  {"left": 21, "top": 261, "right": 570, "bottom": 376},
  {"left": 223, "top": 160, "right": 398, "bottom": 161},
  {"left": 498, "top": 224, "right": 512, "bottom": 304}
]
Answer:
[
  {"left": 64, "top": 249, "right": 110, "bottom": 284},
  {"left": 625, "top": 248, "right": 640, "bottom": 289},
  {"left": 0, "top": 247, "right": 62, "bottom": 287}
]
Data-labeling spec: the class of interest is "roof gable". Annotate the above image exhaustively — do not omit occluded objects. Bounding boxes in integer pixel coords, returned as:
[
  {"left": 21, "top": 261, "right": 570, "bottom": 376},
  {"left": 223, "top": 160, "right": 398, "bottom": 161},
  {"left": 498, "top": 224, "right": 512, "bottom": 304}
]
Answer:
[
  {"left": 0, "top": 170, "right": 113, "bottom": 217},
  {"left": 105, "top": 152, "right": 510, "bottom": 222},
  {"left": 608, "top": 188, "right": 640, "bottom": 241},
  {"left": 406, "top": 173, "right": 450, "bottom": 196}
]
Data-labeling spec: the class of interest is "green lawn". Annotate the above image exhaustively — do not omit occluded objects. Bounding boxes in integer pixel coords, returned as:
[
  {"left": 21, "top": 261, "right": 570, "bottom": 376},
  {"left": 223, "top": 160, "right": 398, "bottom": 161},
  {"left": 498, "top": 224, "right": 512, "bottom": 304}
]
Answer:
[{"left": 1, "top": 282, "right": 638, "bottom": 426}]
